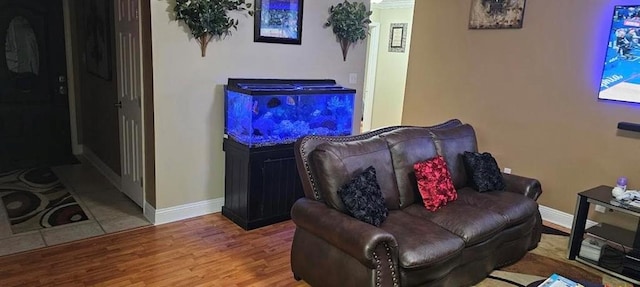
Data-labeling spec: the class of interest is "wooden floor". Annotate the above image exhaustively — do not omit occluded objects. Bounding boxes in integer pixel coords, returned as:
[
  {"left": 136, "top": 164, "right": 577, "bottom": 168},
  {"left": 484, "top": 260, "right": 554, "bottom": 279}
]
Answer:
[
  {"left": 0, "top": 214, "right": 308, "bottom": 287},
  {"left": 0, "top": 212, "right": 570, "bottom": 287}
]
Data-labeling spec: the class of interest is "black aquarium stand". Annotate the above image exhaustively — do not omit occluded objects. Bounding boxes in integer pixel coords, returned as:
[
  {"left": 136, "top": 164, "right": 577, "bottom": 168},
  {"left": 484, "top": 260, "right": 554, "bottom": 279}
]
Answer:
[{"left": 222, "top": 138, "right": 304, "bottom": 230}]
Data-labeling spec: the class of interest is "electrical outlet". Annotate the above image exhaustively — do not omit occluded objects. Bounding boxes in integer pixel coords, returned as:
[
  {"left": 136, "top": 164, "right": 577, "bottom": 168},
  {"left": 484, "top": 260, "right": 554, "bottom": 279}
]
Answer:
[
  {"left": 503, "top": 167, "right": 512, "bottom": 174},
  {"left": 595, "top": 205, "right": 606, "bottom": 213}
]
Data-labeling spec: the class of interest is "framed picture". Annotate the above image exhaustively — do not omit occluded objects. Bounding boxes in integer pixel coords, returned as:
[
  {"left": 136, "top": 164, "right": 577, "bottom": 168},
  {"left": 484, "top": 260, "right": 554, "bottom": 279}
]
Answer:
[
  {"left": 388, "top": 23, "right": 407, "bottom": 53},
  {"left": 254, "top": 0, "right": 303, "bottom": 45},
  {"left": 468, "top": 0, "right": 526, "bottom": 29},
  {"left": 84, "top": 0, "right": 111, "bottom": 80}
]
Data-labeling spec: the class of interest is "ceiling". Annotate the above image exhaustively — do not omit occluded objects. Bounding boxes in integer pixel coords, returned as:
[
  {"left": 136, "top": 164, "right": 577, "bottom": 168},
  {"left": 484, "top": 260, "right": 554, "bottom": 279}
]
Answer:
[{"left": 371, "top": 0, "right": 415, "bottom": 9}]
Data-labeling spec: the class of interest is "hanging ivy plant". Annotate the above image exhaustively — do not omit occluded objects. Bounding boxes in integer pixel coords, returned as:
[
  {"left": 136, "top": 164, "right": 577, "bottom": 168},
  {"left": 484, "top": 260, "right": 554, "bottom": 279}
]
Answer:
[
  {"left": 324, "top": 0, "right": 372, "bottom": 61},
  {"left": 174, "top": 0, "right": 253, "bottom": 57}
]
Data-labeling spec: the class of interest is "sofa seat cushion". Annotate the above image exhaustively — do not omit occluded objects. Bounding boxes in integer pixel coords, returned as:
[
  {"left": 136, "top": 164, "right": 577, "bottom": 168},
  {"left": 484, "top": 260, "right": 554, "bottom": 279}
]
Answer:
[
  {"left": 403, "top": 202, "right": 506, "bottom": 246},
  {"left": 456, "top": 187, "right": 539, "bottom": 226},
  {"left": 380, "top": 211, "right": 465, "bottom": 269}
]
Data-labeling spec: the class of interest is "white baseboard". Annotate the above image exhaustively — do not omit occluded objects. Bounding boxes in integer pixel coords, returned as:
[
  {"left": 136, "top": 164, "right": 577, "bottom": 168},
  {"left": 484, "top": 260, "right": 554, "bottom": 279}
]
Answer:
[
  {"left": 141, "top": 200, "right": 590, "bottom": 230},
  {"left": 144, "top": 201, "right": 156, "bottom": 224},
  {"left": 153, "top": 197, "right": 224, "bottom": 225},
  {"left": 539, "top": 204, "right": 598, "bottom": 231},
  {"left": 81, "top": 145, "right": 121, "bottom": 190},
  {"left": 144, "top": 201, "right": 586, "bottom": 229},
  {"left": 72, "top": 144, "right": 83, "bottom": 155}
]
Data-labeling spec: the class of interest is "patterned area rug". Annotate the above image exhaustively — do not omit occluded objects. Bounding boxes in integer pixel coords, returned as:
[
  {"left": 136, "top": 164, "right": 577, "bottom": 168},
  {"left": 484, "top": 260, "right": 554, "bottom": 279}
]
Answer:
[
  {"left": 0, "top": 168, "right": 89, "bottom": 234},
  {"left": 476, "top": 232, "right": 631, "bottom": 287}
]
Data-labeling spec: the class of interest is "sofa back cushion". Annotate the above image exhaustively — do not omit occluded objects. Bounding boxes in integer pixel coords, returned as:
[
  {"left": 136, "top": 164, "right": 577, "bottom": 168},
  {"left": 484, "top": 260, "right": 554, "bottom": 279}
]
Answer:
[
  {"left": 429, "top": 124, "right": 478, "bottom": 189},
  {"left": 309, "top": 136, "right": 400, "bottom": 212},
  {"left": 380, "top": 127, "right": 439, "bottom": 208}
]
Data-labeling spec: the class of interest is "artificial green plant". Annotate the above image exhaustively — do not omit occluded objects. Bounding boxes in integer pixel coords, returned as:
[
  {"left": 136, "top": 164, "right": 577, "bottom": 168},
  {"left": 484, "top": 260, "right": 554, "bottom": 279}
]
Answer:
[
  {"left": 324, "top": 0, "right": 372, "bottom": 61},
  {"left": 174, "top": 0, "right": 253, "bottom": 57}
]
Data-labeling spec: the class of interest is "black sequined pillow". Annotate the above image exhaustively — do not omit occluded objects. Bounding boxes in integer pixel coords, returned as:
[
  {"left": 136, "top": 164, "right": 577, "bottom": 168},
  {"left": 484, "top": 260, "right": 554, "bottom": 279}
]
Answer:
[
  {"left": 462, "top": 151, "right": 505, "bottom": 192},
  {"left": 337, "top": 166, "right": 388, "bottom": 227}
]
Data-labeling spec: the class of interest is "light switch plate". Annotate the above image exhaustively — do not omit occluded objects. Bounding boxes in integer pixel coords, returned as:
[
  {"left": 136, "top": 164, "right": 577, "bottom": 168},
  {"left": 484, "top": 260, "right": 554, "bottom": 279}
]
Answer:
[{"left": 349, "top": 73, "right": 357, "bottom": 84}]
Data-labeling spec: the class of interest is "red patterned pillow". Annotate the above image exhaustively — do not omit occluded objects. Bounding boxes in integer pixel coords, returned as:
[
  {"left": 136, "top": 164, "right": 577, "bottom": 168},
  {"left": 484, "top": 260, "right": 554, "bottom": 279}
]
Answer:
[{"left": 413, "top": 156, "right": 457, "bottom": 211}]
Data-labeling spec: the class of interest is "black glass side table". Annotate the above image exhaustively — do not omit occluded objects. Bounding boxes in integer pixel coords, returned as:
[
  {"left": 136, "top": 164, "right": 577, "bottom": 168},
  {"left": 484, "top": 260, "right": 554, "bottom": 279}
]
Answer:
[{"left": 568, "top": 185, "right": 640, "bottom": 285}]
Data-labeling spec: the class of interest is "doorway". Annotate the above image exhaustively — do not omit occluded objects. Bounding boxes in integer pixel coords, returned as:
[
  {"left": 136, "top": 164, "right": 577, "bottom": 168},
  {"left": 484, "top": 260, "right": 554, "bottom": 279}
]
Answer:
[
  {"left": 0, "top": 0, "right": 151, "bottom": 256},
  {"left": 65, "top": 0, "right": 145, "bottom": 208},
  {"left": 65, "top": 0, "right": 150, "bottom": 210},
  {"left": 364, "top": 0, "right": 415, "bottom": 130},
  {"left": 362, "top": 22, "right": 380, "bottom": 132},
  {"left": 0, "top": 0, "right": 74, "bottom": 172}
]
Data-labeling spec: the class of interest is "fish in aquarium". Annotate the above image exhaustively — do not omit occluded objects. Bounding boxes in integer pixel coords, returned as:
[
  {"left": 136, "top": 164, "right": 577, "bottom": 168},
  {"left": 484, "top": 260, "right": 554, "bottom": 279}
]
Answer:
[
  {"left": 286, "top": 96, "right": 296, "bottom": 106},
  {"left": 267, "top": 97, "right": 281, "bottom": 108},
  {"left": 252, "top": 100, "right": 259, "bottom": 115}
]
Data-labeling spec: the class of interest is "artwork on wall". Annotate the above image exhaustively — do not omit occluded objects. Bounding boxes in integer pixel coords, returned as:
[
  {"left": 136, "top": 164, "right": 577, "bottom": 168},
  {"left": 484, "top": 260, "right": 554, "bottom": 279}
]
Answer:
[
  {"left": 388, "top": 23, "right": 407, "bottom": 53},
  {"left": 468, "top": 0, "right": 526, "bottom": 29},
  {"left": 254, "top": 0, "right": 304, "bottom": 45},
  {"left": 84, "top": 0, "right": 111, "bottom": 80}
]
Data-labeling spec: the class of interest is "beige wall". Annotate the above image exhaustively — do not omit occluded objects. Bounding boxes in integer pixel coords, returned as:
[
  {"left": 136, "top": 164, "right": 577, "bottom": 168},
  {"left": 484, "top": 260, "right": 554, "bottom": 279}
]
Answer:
[
  {"left": 150, "top": 1, "right": 368, "bottom": 209},
  {"left": 370, "top": 7, "right": 413, "bottom": 129},
  {"left": 404, "top": 0, "right": 640, "bottom": 223}
]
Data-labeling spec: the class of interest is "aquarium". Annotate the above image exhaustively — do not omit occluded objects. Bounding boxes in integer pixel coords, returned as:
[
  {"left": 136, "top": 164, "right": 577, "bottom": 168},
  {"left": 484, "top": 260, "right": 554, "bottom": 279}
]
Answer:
[{"left": 224, "top": 79, "right": 355, "bottom": 147}]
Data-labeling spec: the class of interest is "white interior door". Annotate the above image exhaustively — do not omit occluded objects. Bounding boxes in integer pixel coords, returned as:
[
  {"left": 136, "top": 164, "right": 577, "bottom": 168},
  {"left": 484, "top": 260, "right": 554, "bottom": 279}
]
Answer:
[
  {"left": 362, "top": 22, "right": 380, "bottom": 132},
  {"left": 115, "top": 0, "right": 143, "bottom": 207}
]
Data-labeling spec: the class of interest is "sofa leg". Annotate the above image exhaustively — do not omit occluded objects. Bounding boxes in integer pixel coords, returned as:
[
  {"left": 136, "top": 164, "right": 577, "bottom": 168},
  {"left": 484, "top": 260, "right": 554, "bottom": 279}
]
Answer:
[{"left": 293, "top": 273, "right": 302, "bottom": 281}]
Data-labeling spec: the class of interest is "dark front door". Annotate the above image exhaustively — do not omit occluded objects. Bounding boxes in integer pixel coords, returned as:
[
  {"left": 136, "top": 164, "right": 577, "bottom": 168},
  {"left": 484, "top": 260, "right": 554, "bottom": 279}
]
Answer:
[{"left": 0, "top": 0, "right": 72, "bottom": 172}]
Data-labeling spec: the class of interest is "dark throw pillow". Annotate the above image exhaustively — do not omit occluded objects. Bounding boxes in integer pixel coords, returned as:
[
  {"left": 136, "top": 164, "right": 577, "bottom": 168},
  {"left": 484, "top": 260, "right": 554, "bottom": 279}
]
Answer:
[
  {"left": 337, "top": 166, "right": 388, "bottom": 227},
  {"left": 413, "top": 156, "right": 457, "bottom": 211},
  {"left": 462, "top": 151, "right": 506, "bottom": 192}
]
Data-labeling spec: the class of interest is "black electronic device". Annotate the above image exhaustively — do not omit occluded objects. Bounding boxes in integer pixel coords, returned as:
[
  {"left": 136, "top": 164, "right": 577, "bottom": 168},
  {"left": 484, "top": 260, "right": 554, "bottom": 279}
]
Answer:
[{"left": 618, "top": 122, "right": 640, "bottom": 133}]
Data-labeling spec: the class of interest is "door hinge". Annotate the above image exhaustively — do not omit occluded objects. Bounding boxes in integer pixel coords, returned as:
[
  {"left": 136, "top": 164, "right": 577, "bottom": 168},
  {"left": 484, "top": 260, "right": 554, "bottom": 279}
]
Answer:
[{"left": 140, "top": 177, "right": 143, "bottom": 188}]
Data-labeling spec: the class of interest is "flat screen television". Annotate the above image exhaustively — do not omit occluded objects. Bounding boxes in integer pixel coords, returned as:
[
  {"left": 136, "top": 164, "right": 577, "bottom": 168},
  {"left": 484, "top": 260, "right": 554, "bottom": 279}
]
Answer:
[{"left": 599, "top": 5, "right": 640, "bottom": 104}]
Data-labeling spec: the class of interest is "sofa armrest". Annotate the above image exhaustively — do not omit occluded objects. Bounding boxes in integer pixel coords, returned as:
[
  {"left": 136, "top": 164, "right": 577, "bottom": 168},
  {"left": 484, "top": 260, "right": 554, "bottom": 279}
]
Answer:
[
  {"left": 503, "top": 173, "right": 543, "bottom": 201},
  {"left": 291, "top": 198, "right": 398, "bottom": 268}
]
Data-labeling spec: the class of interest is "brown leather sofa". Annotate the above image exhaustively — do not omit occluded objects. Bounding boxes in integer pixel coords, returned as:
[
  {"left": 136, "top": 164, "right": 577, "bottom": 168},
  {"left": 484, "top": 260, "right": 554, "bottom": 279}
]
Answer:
[{"left": 291, "top": 119, "right": 542, "bottom": 287}]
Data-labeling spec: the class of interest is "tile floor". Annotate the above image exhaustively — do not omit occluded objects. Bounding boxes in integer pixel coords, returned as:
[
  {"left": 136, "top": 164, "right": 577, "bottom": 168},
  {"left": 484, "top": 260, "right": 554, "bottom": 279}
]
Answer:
[{"left": 0, "top": 157, "right": 151, "bottom": 256}]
